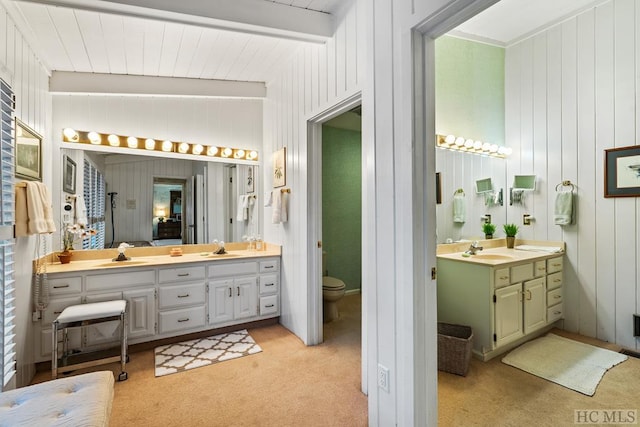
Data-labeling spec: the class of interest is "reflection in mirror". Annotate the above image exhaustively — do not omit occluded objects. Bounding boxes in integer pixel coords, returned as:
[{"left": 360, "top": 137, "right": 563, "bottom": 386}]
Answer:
[{"left": 60, "top": 149, "right": 260, "bottom": 250}]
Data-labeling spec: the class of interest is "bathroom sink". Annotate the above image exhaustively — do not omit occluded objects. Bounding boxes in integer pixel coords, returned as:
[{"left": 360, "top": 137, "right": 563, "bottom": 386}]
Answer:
[
  {"left": 470, "top": 254, "right": 514, "bottom": 260},
  {"left": 94, "top": 260, "right": 150, "bottom": 267}
]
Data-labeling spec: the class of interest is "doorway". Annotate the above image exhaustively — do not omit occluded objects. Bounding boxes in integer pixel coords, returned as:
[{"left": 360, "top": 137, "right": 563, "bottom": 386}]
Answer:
[
  {"left": 307, "top": 92, "right": 364, "bottom": 389},
  {"left": 152, "top": 178, "right": 186, "bottom": 245}
]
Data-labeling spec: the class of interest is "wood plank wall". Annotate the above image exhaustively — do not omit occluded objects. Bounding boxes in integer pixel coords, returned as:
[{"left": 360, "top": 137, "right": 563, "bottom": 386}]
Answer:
[
  {"left": 1, "top": 1, "right": 52, "bottom": 387},
  {"left": 505, "top": 0, "right": 640, "bottom": 350},
  {"left": 262, "top": 0, "right": 364, "bottom": 343}
]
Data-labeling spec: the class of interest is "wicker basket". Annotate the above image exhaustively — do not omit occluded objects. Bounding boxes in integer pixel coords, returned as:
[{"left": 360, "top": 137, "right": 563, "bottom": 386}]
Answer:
[{"left": 437, "top": 322, "right": 473, "bottom": 376}]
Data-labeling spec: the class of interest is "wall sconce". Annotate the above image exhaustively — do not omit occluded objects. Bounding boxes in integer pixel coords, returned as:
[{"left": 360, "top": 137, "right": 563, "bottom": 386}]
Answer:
[
  {"left": 436, "top": 134, "right": 512, "bottom": 158},
  {"left": 61, "top": 129, "right": 260, "bottom": 163},
  {"left": 155, "top": 207, "right": 167, "bottom": 222}
]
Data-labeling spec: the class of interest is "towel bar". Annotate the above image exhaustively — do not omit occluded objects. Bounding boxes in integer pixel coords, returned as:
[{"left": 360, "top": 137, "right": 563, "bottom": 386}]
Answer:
[{"left": 555, "top": 180, "right": 576, "bottom": 192}]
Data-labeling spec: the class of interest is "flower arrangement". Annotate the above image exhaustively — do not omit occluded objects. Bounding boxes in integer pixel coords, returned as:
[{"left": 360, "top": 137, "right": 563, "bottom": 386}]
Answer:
[{"left": 62, "top": 223, "right": 96, "bottom": 251}]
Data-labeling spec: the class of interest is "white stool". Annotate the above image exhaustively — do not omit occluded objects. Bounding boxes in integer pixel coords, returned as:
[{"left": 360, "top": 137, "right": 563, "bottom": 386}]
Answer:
[{"left": 52, "top": 300, "right": 129, "bottom": 382}]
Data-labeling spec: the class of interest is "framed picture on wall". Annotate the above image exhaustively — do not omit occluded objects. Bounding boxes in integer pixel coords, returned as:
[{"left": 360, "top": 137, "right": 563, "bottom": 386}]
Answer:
[
  {"left": 605, "top": 145, "right": 640, "bottom": 197},
  {"left": 273, "top": 147, "right": 286, "bottom": 188},
  {"left": 15, "top": 119, "right": 42, "bottom": 181},
  {"left": 63, "top": 155, "right": 77, "bottom": 194},
  {"left": 246, "top": 165, "right": 255, "bottom": 193}
]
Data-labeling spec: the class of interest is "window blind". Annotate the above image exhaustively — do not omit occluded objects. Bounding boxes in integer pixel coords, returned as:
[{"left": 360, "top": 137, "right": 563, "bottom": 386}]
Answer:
[
  {"left": 0, "top": 78, "right": 16, "bottom": 389},
  {"left": 82, "top": 159, "right": 106, "bottom": 249}
]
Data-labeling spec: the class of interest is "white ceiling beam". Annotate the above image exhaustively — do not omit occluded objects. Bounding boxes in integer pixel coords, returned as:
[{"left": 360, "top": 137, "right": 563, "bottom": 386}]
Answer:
[
  {"left": 50, "top": 71, "right": 266, "bottom": 98},
  {"left": 15, "top": 0, "right": 333, "bottom": 43}
]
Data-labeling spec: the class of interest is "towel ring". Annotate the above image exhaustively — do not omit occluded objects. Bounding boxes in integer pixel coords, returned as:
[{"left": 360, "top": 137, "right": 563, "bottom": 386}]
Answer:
[
  {"left": 453, "top": 188, "right": 465, "bottom": 196},
  {"left": 555, "top": 180, "right": 575, "bottom": 192}
]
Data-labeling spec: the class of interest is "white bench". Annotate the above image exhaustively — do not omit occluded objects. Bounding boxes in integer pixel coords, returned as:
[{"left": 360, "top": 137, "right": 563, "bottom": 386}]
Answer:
[
  {"left": 52, "top": 300, "right": 129, "bottom": 382},
  {"left": 0, "top": 371, "right": 114, "bottom": 427}
]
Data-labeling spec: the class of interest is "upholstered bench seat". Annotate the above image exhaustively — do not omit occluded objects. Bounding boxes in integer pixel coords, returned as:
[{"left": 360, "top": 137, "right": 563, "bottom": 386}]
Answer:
[{"left": 0, "top": 371, "right": 114, "bottom": 427}]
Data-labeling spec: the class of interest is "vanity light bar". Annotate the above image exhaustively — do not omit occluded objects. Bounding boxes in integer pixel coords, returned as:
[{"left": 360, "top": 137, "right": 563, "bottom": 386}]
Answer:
[
  {"left": 436, "top": 134, "right": 512, "bottom": 159},
  {"left": 61, "top": 128, "right": 259, "bottom": 162}
]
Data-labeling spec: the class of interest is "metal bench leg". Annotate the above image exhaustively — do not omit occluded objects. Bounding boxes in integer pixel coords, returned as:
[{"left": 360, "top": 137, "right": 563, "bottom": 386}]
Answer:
[
  {"left": 51, "top": 321, "right": 58, "bottom": 379},
  {"left": 118, "top": 310, "right": 128, "bottom": 382}
]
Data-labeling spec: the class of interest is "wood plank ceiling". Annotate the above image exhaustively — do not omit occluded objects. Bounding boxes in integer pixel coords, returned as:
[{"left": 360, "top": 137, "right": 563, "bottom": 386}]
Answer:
[{"left": 13, "top": 0, "right": 343, "bottom": 82}]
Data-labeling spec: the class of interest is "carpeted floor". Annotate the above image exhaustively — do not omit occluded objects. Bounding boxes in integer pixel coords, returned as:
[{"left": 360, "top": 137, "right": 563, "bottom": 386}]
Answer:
[{"left": 31, "top": 294, "right": 640, "bottom": 426}]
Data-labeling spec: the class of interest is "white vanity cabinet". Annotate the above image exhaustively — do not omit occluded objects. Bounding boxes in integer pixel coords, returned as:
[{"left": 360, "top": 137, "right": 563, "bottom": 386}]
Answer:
[
  {"left": 36, "top": 254, "right": 281, "bottom": 363},
  {"left": 437, "top": 253, "right": 564, "bottom": 361},
  {"left": 158, "top": 265, "right": 207, "bottom": 334},
  {"left": 207, "top": 261, "right": 262, "bottom": 326}
]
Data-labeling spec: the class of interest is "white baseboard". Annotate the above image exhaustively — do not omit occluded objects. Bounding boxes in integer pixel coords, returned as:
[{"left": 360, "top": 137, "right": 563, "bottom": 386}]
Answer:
[{"left": 345, "top": 288, "right": 361, "bottom": 296}]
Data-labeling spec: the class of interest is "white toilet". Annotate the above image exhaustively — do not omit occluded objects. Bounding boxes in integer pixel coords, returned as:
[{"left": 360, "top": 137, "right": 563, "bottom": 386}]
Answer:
[{"left": 322, "top": 251, "right": 346, "bottom": 322}]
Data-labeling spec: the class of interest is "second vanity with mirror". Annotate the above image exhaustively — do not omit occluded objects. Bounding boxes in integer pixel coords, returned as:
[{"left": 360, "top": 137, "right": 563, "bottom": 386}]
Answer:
[
  {"left": 33, "top": 243, "right": 281, "bottom": 363},
  {"left": 437, "top": 239, "right": 564, "bottom": 361}
]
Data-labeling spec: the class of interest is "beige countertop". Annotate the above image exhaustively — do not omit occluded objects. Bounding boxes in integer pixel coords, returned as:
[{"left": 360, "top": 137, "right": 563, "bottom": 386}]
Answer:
[
  {"left": 45, "top": 242, "right": 281, "bottom": 274},
  {"left": 436, "top": 239, "right": 564, "bottom": 266}
]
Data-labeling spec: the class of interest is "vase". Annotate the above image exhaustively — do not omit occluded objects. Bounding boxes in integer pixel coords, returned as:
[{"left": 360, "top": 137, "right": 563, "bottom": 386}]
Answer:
[
  {"left": 506, "top": 236, "right": 515, "bottom": 249},
  {"left": 485, "top": 234, "right": 493, "bottom": 239},
  {"left": 58, "top": 250, "right": 72, "bottom": 264}
]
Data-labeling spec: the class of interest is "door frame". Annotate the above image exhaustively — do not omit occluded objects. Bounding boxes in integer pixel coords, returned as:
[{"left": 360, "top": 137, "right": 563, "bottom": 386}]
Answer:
[{"left": 307, "top": 91, "right": 363, "bottom": 386}]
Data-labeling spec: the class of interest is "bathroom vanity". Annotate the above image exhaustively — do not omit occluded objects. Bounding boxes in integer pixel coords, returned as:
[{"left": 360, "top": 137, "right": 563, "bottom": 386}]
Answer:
[
  {"left": 437, "top": 240, "right": 564, "bottom": 361},
  {"left": 34, "top": 244, "right": 281, "bottom": 363}
]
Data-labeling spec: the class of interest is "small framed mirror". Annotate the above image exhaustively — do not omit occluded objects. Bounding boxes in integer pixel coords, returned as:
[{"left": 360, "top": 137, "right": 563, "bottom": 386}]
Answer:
[
  {"left": 475, "top": 177, "right": 493, "bottom": 194},
  {"left": 513, "top": 175, "right": 536, "bottom": 190},
  {"left": 15, "top": 119, "right": 43, "bottom": 181}
]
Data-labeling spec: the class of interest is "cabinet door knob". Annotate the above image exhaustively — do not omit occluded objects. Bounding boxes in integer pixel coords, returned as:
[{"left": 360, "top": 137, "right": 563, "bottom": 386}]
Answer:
[
  {"left": 237, "top": 287, "right": 240, "bottom": 297},
  {"left": 178, "top": 294, "right": 190, "bottom": 298},
  {"left": 53, "top": 284, "right": 70, "bottom": 289},
  {"left": 177, "top": 273, "right": 190, "bottom": 277},
  {"left": 228, "top": 288, "right": 232, "bottom": 297},
  {"left": 178, "top": 318, "right": 190, "bottom": 323}
]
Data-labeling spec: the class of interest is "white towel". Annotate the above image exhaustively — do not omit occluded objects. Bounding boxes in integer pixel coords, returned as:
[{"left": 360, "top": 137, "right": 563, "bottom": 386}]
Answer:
[
  {"left": 453, "top": 193, "right": 466, "bottom": 223},
  {"left": 75, "top": 195, "right": 88, "bottom": 226},
  {"left": 17, "top": 182, "right": 56, "bottom": 235},
  {"left": 281, "top": 191, "right": 288, "bottom": 223},
  {"left": 264, "top": 191, "right": 273, "bottom": 207},
  {"left": 554, "top": 191, "right": 573, "bottom": 225},
  {"left": 272, "top": 190, "right": 282, "bottom": 224},
  {"left": 236, "top": 195, "right": 247, "bottom": 221},
  {"left": 248, "top": 195, "right": 256, "bottom": 225}
]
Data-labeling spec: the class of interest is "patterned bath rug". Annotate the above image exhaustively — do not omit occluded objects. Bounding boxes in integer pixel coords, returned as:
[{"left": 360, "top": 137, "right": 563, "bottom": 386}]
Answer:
[{"left": 154, "top": 329, "right": 262, "bottom": 377}]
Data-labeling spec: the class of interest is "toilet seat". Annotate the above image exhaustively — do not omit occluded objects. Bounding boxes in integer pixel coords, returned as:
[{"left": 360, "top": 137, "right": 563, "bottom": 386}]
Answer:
[{"left": 323, "top": 276, "right": 346, "bottom": 290}]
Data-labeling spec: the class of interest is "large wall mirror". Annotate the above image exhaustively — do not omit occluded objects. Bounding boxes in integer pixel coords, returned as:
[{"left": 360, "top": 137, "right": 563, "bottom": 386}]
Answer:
[{"left": 60, "top": 148, "right": 260, "bottom": 249}]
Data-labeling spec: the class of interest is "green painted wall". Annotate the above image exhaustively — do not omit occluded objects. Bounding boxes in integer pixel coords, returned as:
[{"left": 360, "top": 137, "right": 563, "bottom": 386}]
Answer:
[
  {"left": 322, "top": 125, "right": 362, "bottom": 292},
  {"left": 435, "top": 36, "right": 505, "bottom": 145}
]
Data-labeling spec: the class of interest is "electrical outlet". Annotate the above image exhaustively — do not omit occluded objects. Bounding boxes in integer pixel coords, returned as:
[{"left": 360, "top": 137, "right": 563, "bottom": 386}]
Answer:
[{"left": 377, "top": 364, "right": 389, "bottom": 393}]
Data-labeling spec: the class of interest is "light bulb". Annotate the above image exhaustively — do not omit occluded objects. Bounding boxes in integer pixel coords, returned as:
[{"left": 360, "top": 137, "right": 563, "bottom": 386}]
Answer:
[
  {"left": 145, "top": 139, "right": 155, "bottom": 150},
  {"left": 498, "top": 146, "right": 507, "bottom": 155},
  {"left": 222, "top": 147, "right": 232, "bottom": 157},
  {"left": 88, "top": 131, "right": 101, "bottom": 144},
  {"left": 107, "top": 134, "right": 120, "bottom": 146},
  {"left": 454, "top": 137, "right": 465, "bottom": 147},
  {"left": 482, "top": 142, "right": 491, "bottom": 151},
  {"left": 234, "top": 149, "right": 245, "bottom": 159},
  {"left": 489, "top": 144, "right": 498, "bottom": 153},
  {"left": 444, "top": 135, "right": 456, "bottom": 145},
  {"left": 162, "top": 140, "right": 173, "bottom": 152},
  {"left": 206, "top": 146, "right": 218, "bottom": 156},
  {"left": 63, "top": 128, "right": 78, "bottom": 141},
  {"left": 464, "top": 139, "right": 474, "bottom": 148},
  {"left": 504, "top": 147, "right": 513, "bottom": 156},
  {"left": 473, "top": 140, "right": 483, "bottom": 150},
  {"left": 193, "top": 144, "right": 203, "bottom": 155},
  {"left": 178, "top": 142, "right": 189, "bottom": 154},
  {"left": 127, "top": 136, "right": 138, "bottom": 148},
  {"left": 247, "top": 150, "right": 258, "bottom": 160}
]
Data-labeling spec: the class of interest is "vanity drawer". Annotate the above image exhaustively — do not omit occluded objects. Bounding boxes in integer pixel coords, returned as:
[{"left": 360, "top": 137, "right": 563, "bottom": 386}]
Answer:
[
  {"left": 209, "top": 261, "right": 257, "bottom": 278},
  {"left": 259, "top": 259, "right": 280, "bottom": 273},
  {"left": 547, "top": 257, "right": 563, "bottom": 273},
  {"left": 547, "top": 287, "right": 563, "bottom": 306},
  {"left": 159, "top": 266, "right": 205, "bottom": 283},
  {"left": 259, "top": 274, "right": 279, "bottom": 294},
  {"left": 49, "top": 277, "right": 82, "bottom": 295},
  {"left": 547, "top": 304, "right": 563, "bottom": 323},
  {"left": 43, "top": 296, "right": 83, "bottom": 324},
  {"left": 158, "top": 306, "right": 206, "bottom": 334},
  {"left": 547, "top": 272, "right": 563, "bottom": 291},
  {"left": 259, "top": 295, "right": 278, "bottom": 316},
  {"left": 494, "top": 268, "right": 510, "bottom": 288},
  {"left": 86, "top": 270, "right": 155, "bottom": 292},
  {"left": 511, "top": 263, "right": 533, "bottom": 283},
  {"left": 159, "top": 282, "right": 206, "bottom": 309},
  {"left": 534, "top": 261, "right": 547, "bottom": 277}
]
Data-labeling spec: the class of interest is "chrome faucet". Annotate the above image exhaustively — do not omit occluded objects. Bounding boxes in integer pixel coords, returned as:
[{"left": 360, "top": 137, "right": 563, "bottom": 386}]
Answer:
[{"left": 465, "top": 241, "right": 483, "bottom": 255}]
